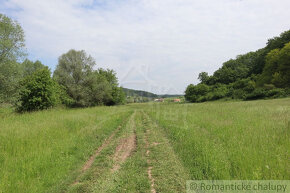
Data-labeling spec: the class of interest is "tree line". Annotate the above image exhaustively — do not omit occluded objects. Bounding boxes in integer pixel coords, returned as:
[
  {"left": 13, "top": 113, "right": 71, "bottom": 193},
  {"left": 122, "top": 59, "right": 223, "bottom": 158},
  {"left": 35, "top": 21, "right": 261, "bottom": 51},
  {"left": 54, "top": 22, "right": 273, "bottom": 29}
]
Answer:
[
  {"left": 185, "top": 30, "right": 290, "bottom": 102},
  {"left": 0, "top": 13, "right": 125, "bottom": 112}
]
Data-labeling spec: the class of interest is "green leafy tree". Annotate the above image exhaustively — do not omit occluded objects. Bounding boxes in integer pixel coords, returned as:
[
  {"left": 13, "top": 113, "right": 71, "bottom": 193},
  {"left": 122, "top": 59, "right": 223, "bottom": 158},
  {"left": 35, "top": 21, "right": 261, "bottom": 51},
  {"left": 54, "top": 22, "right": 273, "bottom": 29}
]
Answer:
[
  {"left": 198, "top": 72, "right": 209, "bottom": 84},
  {"left": 53, "top": 50, "right": 125, "bottom": 106},
  {"left": 0, "top": 14, "right": 26, "bottom": 103},
  {"left": 94, "top": 68, "right": 126, "bottom": 105},
  {"left": 111, "top": 87, "right": 126, "bottom": 105},
  {"left": 275, "top": 42, "right": 290, "bottom": 87},
  {"left": 0, "top": 13, "right": 25, "bottom": 63},
  {"left": 16, "top": 68, "right": 59, "bottom": 112},
  {"left": 185, "top": 30, "right": 290, "bottom": 103},
  {"left": 259, "top": 42, "right": 290, "bottom": 88},
  {"left": 185, "top": 83, "right": 209, "bottom": 102},
  {"left": 87, "top": 72, "right": 113, "bottom": 106},
  {"left": 21, "top": 59, "right": 46, "bottom": 77},
  {"left": 96, "top": 68, "right": 118, "bottom": 86},
  {"left": 0, "top": 61, "right": 22, "bottom": 103},
  {"left": 53, "top": 49, "right": 95, "bottom": 107}
]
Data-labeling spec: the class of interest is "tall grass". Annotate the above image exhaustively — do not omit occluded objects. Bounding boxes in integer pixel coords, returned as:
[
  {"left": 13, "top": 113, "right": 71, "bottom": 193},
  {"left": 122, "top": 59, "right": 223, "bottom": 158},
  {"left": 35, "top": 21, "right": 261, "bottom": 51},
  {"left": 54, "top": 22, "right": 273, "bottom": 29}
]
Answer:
[
  {"left": 145, "top": 98, "right": 290, "bottom": 180},
  {"left": 0, "top": 106, "right": 131, "bottom": 193},
  {"left": 0, "top": 98, "right": 289, "bottom": 192}
]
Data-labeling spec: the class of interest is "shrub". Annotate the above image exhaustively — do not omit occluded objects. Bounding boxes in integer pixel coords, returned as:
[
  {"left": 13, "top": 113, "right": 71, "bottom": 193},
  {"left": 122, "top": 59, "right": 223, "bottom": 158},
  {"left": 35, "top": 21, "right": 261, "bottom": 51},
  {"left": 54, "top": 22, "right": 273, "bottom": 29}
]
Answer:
[
  {"left": 232, "top": 89, "right": 247, "bottom": 99},
  {"left": 267, "top": 88, "right": 288, "bottom": 98},
  {"left": 16, "top": 68, "right": 59, "bottom": 112},
  {"left": 211, "top": 84, "right": 229, "bottom": 100},
  {"left": 245, "top": 88, "right": 289, "bottom": 100},
  {"left": 185, "top": 84, "right": 210, "bottom": 102},
  {"left": 244, "top": 88, "right": 268, "bottom": 100}
]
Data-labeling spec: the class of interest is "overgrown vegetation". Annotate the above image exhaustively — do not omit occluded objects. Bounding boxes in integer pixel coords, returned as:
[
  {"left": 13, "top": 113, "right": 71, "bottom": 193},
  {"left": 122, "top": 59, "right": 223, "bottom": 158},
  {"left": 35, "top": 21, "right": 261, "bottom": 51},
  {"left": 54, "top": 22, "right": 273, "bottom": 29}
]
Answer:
[
  {"left": 185, "top": 30, "right": 290, "bottom": 102},
  {"left": 16, "top": 68, "right": 60, "bottom": 112},
  {"left": 0, "top": 13, "right": 125, "bottom": 111},
  {"left": 0, "top": 14, "right": 25, "bottom": 103}
]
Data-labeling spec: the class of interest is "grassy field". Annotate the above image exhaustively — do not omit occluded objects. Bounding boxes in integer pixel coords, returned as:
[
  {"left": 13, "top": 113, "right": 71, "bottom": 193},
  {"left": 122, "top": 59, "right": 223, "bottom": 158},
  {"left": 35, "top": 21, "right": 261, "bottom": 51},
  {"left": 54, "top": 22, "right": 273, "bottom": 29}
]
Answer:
[
  {"left": 0, "top": 98, "right": 289, "bottom": 192},
  {"left": 0, "top": 106, "right": 131, "bottom": 193},
  {"left": 145, "top": 98, "right": 290, "bottom": 180}
]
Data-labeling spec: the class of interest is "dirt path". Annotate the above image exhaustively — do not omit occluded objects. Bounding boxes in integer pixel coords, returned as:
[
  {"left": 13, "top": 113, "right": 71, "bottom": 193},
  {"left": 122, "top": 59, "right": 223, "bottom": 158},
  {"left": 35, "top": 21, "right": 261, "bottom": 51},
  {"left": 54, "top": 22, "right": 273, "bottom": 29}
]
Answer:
[
  {"left": 111, "top": 132, "right": 136, "bottom": 172},
  {"left": 66, "top": 111, "right": 189, "bottom": 193},
  {"left": 82, "top": 127, "right": 120, "bottom": 172},
  {"left": 72, "top": 126, "right": 120, "bottom": 185}
]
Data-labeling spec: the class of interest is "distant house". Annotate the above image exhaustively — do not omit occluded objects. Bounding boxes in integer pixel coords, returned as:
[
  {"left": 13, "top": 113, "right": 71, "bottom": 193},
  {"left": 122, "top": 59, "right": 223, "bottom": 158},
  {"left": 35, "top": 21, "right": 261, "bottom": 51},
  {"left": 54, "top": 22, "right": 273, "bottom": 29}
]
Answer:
[
  {"left": 154, "top": 98, "right": 164, "bottom": 102},
  {"left": 173, "top": 99, "right": 181, "bottom": 102}
]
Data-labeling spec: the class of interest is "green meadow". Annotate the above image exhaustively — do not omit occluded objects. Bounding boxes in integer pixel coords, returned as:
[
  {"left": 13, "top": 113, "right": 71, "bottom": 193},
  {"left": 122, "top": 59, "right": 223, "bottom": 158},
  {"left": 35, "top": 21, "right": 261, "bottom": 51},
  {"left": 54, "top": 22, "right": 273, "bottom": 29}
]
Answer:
[{"left": 0, "top": 98, "right": 289, "bottom": 192}]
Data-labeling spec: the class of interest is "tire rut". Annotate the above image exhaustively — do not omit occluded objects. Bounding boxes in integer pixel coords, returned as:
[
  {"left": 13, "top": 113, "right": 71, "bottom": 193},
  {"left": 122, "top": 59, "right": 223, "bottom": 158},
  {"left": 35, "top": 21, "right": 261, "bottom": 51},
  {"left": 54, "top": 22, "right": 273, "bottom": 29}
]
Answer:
[
  {"left": 72, "top": 126, "right": 120, "bottom": 185},
  {"left": 145, "top": 128, "right": 157, "bottom": 193},
  {"left": 111, "top": 112, "right": 137, "bottom": 172},
  {"left": 111, "top": 132, "right": 137, "bottom": 172}
]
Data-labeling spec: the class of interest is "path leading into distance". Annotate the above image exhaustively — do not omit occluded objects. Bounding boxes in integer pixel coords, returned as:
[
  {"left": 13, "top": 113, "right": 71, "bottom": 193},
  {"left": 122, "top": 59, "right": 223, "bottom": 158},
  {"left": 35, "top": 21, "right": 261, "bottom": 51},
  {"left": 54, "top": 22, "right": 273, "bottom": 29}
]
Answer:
[{"left": 65, "top": 110, "right": 190, "bottom": 193}]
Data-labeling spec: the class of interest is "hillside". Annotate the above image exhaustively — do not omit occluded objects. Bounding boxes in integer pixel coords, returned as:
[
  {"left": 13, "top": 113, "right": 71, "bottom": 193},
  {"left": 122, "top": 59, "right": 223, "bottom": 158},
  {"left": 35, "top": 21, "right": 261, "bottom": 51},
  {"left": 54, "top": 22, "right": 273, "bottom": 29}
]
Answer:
[
  {"left": 122, "top": 88, "right": 183, "bottom": 98},
  {"left": 122, "top": 88, "right": 157, "bottom": 98},
  {"left": 185, "top": 30, "right": 290, "bottom": 103}
]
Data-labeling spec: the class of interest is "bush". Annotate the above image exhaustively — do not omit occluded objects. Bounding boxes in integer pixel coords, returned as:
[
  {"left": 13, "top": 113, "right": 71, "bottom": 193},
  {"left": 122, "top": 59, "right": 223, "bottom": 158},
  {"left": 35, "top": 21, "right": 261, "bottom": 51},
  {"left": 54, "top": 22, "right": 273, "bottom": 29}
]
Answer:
[
  {"left": 210, "top": 84, "right": 229, "bottom": 100},
  {"left": 55, "top": 84, "right": 74, "bottom": 107},
  {"left": 245, "top": 88, "right": 289, "bottom": 100},
  {"left": 185, "top": 84, "right": 210, "bottom": 102},
  {"left": 244, "top": 88, "right": 268, "bottom": 100},
  {"left": 267, "top": 88, "right": 288, "bottom": 98},
  {"left": 110, "top": 87, "right": 126, "bottom": 105},
  {"left": 16, "top": 68, "right": 59, "bottom": 112},
  {"left": 232, "top": 89, "right": 248, "bottom": 99}
]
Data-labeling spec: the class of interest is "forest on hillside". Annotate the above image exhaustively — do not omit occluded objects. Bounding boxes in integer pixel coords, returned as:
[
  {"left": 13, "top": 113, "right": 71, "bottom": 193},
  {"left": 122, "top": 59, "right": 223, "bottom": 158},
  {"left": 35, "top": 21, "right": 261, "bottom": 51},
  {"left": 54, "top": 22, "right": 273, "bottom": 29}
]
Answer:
[
  {"left": 185, "top": 30, "right": 290, "bottom": 102},
  {"left": 123, "top": 88, "right": 184, "bottom": 103}
]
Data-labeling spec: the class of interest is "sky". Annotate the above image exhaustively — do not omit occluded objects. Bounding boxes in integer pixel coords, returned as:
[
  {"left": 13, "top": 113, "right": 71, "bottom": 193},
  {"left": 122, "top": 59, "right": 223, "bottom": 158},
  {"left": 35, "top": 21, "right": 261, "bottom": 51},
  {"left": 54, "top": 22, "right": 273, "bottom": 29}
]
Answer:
[{"left": 1, "top": 0, "right": 290, "bottom": 94}]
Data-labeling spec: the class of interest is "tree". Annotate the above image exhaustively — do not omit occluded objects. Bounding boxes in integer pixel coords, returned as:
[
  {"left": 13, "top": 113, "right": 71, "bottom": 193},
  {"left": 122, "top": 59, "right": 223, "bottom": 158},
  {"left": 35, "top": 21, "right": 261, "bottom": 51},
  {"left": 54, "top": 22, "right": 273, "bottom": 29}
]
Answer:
[
  {"left": 259, "top": 42, "right": 290, "bottom": 88},
  {"left": 111, "top": 87, "right": 126, "bottom": 105},
  {"left": 0, "top": 14, "right": 26, "bottom": 103},
  {"left": 185, "top": 83, "right": 209, "bottom": 102},
  {"left": 16, "top": 68, "right": 59, "bottom": 112},
  {"left": 21, "top": 59, "right": 46, "bottom": 77},
  {"left": 198, "top": 72, "right": 209, "bottom": 84},
  {"left": 96, "top": 68, "right": 118, "bottom": 86},
  {"left": 0, "top": 13, "right": 25, "bottom": 63},
  {"left": 0, "top": 61, "right": 22, "bottom": 103},
  {"left": 275, "top": 42, "right": 290, "bottom": 87},
  {"left": 86, "top": 71, "right": 113, "bottom": 106},
  {"left": 94, "top": 68, "right": 126, "bottom": 105},
  {"left": 53, "top": 49, "right": 95, "bottom": 107},
  {"left": 185, "top": 30, "right": 290, "bottom": 103}
]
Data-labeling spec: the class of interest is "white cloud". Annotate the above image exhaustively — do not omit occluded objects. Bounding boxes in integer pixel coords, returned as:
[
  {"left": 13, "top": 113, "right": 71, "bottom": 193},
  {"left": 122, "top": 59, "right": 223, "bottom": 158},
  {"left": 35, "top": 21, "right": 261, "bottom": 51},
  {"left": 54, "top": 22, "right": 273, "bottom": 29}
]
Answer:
[{"left": 1, "top": 0, "right": 290, "bottom": 94}]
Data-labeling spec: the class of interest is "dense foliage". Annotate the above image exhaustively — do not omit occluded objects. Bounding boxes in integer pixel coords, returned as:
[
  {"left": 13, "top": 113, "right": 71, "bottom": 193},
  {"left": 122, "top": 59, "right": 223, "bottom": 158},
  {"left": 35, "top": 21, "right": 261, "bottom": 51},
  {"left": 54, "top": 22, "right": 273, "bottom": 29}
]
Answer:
[
  {"left": 0, "top": 13, "right": 25, "bottom": 103},
  {"left": 16, "top": 68, "right": 60, "bottom": 112},
  {"left": 0, "top": 14, "right": 125, "bottom": 111},
  {"left": 53, "top": 49, "right": 125, "bottom": 107},
  {"left": 185, "top": 30, "right": 290, "bottom": 102}
]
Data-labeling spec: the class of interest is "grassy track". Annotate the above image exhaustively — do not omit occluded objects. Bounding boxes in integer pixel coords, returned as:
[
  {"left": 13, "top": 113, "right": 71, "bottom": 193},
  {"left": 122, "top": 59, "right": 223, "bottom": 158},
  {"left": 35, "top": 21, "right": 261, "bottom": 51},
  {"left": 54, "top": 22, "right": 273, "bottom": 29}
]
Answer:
[
  {"left": 67, "top": 111, "right": 188, "bottom": 193},
  {"left": 0, "top": 98, "right": 289, "bottom": 192}
]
